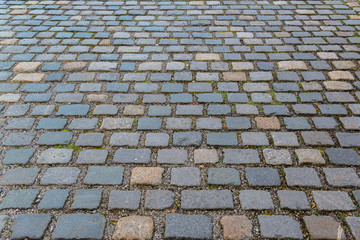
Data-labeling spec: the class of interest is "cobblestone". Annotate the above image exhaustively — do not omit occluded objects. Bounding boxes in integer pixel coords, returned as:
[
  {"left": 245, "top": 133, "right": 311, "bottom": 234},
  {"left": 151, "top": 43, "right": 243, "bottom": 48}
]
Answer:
[{"left": 1, "top": 0, "right": 360, "bottom": 238}]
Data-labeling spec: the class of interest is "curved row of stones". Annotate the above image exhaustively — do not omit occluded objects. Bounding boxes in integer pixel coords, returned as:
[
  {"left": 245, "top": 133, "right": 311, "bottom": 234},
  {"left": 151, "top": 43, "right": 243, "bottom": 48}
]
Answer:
[{"left": 0, "top": 0, "right": 360, "bottom": 239}]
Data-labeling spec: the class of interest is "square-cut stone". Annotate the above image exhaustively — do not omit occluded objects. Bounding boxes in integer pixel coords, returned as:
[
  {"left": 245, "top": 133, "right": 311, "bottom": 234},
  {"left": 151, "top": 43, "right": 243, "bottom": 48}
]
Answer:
[
  {"left": 71, "top": 189, "right": 102, "bottom": 210},
  {"left": 145, "top": 133, "right": 169, "bottom": 147},
  {"left": 312, "top": 191, "right": 356, "bottom": 211},
  {"left": 241, "top": 132, "right": 269, "bottom": 146},
  {"left": 171, "top": 167, "right": 200, "bottom": 186},
  {"left": 40, "top": 167, "right": 80, "bottom": 185},
  {"left": 12, "top": 73, "right": 45, "bottom": 82},
  {"left": 284, "top": 168, "right": 322, "bottom": 187},
  {"left": 145, "top": 190, "right": 174, "bottom": 210},
  {"left": 38, "top": 189, "right": 70, "bottom": 210},
  {"left": 181, "top": 190, "right": 234, "bottom": 210},
  {"left": 271, "top": 132, "right": 299, "bottom": 146},
  {"left": 263, "top": 149, "right": 292, "bottom": 165},
  {"left": 113, "top": 216, "right": 154, "bottom": 240},
  {"left": 37, "top": 149, "right": 73, "bottom": 164},
  {"left": 207, "top": 168, "right": 241, "bottom": 186},
  {"left": 0, "top": 189, "right": 39, "bottom": 209},
  {"left": 164, "top": 214, "right": 212, "bottom": 239},
  {"left": 246, "top": 167, "right": 281, "bottom": 186},
  {"left": 346, "top": 217, "right": 360, "bottom": 240},
  {"left": 258, "top": 215, "right": 303, "bottom": 239},
  {"left": 4, "top": 132, "right": 36, "bottom": 146},
  {"left": 223, "top": 149, "right": 260, "bottom": 164},
  {"left": 324, "top": 168, "right": 360, "bottom": 187},
  {"left": 239, "top": 190, "right": 274, "bottom": 210},
  {"left": 113, "top": 149, "right": 151, "bottom": 163},
  {"left": 108, "top": 190, "right": 141, "bottom": 210},
  {"left": 220, "top": 216, "right": 253, "bottom": 240},
  {"left": 295, "top": 149, "right": 325, "bottom": 165},
  {"left": 304, "top": 216, "right": 346, "bottom": 240},
  {"left": 84, "top": 166, "right": 124, "bottom": 185},
  {"left": 2, "top": 148, "right": 35, "bottom": 164},
  {"left": 157, "top": 149, "right": 188, "bottom": 164},
  {"left": 76, "top": 150, "right": 108, "bottom": 164},
  {"left": 278, "top": 190, "right": 310, "bottom": 210},
  {"left": 52, "top": 214, "right": 105, "bottom": 239},
  {"left": 101, "top": 117, "right": 133, "bottom": 129},
  {"left": 194, "top": 149, "right": 218, "bottom": 164},
  {"left": 130, "top": 167, "right": 164, "bottom": 185},
  {"left": 11, "top": 214, "right": 52, "bottom": 240},
  {"left": 75, "top": 133, "right": 104, "bottom": 147},
  {"left": 1, "top": 168, "right": 39, "bottom": 185},
  {"left": 325, "top": 148, "right": 360, "bottom": 166},
  {"left": 110, "top": 132, "right": 140, "bottom": 147}
]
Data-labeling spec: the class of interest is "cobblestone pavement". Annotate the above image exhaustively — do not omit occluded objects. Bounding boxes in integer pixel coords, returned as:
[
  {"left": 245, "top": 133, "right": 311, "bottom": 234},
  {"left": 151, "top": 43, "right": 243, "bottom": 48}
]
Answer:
[{"left": 0, "top": 0, "right": 360, "bottom": 239}]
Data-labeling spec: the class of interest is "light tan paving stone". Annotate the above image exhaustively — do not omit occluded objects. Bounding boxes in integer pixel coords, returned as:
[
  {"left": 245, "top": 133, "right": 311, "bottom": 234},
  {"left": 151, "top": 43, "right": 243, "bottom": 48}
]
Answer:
[
  {"left": 195, "top": 53, "right": 220, "bottom": 61},
  {"left": 130, "top": 167, "right": 164, "bottom": 185},
  {"left": 194, "top": 149, "right": 219, "bottom": 164},
  {"left": 328, "top": 71, "right": 355, "bottom": 80},
  {"left": 317, "top": 52, "right": 338, "bottom": 59},
  {"left": 232, "top": 62, "right": 254, "bottom": 70},
  {"left": 0, "top": 94, "right": 21, "bottom": 102},
  {"left": 323, "top": 81, "right": 353, "bottom": 90},
  {"left": 62, "top": 62, "right": 88, "bottom": 72},
  {"left": 295, "top": 149, "right": 325, "bottom": 165},
  {"left": 332, "top": 61, "right": 357, "bottom": 70},
  {"left": 302, "top": 82, "right": 323, "bottom": 91},
  {"left": 87, "top": 94, "right": 108, "bottom": 102},
  {"left": 10, "top": 9, "right": 28, "bottom": 15},
  {"left": 123, "top": 105, "right": 145, "bottom": 115},
  {"left": 14, "top": 62, "right": 41, "bottom": 72},
  {"left": 12, "top": 73, "right": 45, "bottom": 82},
  {"left": 223, "top": 72, "right": 247, "bottom": 81},
  {"left": 220, "top": 216, "right": 253, "bottom": 240},
  {"left": 113, "top": 216, "right": 154, "bottom": 240},
  {"left": 0, "top": 39, "right": 18, "bottom": 45},
  {"left": 278, "top": 61, "right": 308, "bottom": 70},
  {"left": 255, "top": 117, "right": 280, "bottom": 130}
]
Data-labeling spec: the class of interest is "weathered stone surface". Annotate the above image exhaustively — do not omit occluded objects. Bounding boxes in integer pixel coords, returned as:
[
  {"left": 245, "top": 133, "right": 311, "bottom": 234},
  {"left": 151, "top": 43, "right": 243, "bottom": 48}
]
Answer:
[
  {"left": 113, "top": 216, "right": 154, "bottom": 240},
  {"left": 181, "top": 190, "right": 234, "bottom": 209},
  {"left": 220, "top": 216, "right": 253, "bottom": 240},
  {"left": 346, "top": 217, "right": 360, "bottom": 240},
  {"left": 165, "top": 214, "right": 212, "bottom": 239},
  {"left": 312, "top": 191, "right": 356, "bottom": 211},
  {"left": 304, "top": 216, "right": 346, "bottom": 240},
  {"left": 130, "top": 167, "right": 164, "bottom": 185},
  {"left": 295, "top": 149, "right": 325, "bottom": 165},
  {"left": 145, "top": 190, "right": 174, "bottom": 210},
  {"left": 52, "top": 214, "right": 106, "bottom": 239},
  {"left": 12, "top": 73, "right": 45, "bottom": 82},
  {"left": 258, "top": 215, "right": 303, "bottom": 239},
  {"left": 194, "top": 149, "right": 218, "bottom": 164},
  {"left": 11, "top": 214, "right": 52, "bottom": 240}
]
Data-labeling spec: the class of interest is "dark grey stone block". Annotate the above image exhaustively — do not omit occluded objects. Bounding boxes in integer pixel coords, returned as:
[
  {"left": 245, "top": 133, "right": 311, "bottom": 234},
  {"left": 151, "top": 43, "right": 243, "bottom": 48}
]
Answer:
[
  {"left": 114, "top": 149, "right": 151, "bottom": 164},
  {"left": 38, "top": 189, "right": 70, "bottom": 210},
  {"left": 246, "top": 167, "right": 281, "bottom": 186},
  {"left": 181, "top": 190, "right": 234, "bottom": 209},
  {"left": 207, "top": 168, "right": 241, "bottom": 186},
  {"left": 84, "top": 166, "right": 124, "bottom": 185},
  {"left": 165, "top": 214, "right": 212, "bottom": 239},
  {"left": 11, "top": 214, "right": 52, "bottom": 240},
  {"left": 108, "top": 190, "right": 141, "bottom": 210},
  {"left": 71, "top": 189, "right": 102, "bottom": 210},
  {"left": 52, "top": 214, "right": 105, "bottom": 239},
  {"left": 145, "top": 190, "right": 174, "bottom": 210}
]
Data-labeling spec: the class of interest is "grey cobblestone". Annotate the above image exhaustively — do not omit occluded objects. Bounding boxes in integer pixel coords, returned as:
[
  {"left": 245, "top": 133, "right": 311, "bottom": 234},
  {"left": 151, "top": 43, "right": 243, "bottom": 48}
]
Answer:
[{"left": 0, "top": 0, "right": 360, "bottom": 238}]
